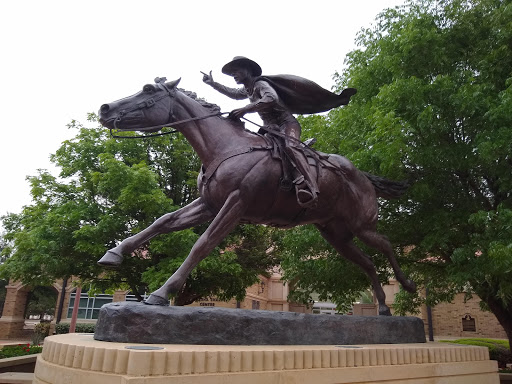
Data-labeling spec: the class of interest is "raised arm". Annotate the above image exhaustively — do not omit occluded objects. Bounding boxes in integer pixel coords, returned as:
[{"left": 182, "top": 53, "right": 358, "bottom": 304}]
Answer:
[{"left": 202, "top": 71, "right": 248, "bottom": 100}]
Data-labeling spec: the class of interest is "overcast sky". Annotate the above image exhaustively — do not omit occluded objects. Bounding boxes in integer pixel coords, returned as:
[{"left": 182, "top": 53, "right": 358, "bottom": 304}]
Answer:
[{"left": 0, "top": 0, "right": 407, "bottom": 222}]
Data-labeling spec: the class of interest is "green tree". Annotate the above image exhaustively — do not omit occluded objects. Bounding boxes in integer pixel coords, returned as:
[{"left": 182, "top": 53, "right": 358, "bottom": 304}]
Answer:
[
  {"left": 1, "top": 115, "right": 276, "bottom": 304},
  {"left": 298, "top": 0, "right": 512, "bottom": 344},
  {"left": 25, "top": 286, "right": 57, "bottom": 320},
  {"left": 276, "top": 223, "right": 389, "bottom": 313},
  {"left": 277, "top": 114, "right": 403, "bottom": 313},
  {"left": 144, "top": 224, "right": 279, "bottom": 305}
]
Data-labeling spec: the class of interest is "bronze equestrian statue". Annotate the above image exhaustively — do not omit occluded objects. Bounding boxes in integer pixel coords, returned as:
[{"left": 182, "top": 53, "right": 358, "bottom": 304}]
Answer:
[
  {"left": 202, "top": 57, "right": 356, "bottom": 208},
  {"left": 97, "top": 59, "right": 416, "bottom": 315}
]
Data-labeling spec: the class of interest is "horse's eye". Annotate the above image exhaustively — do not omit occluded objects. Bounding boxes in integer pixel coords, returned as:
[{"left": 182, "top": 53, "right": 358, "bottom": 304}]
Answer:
[{"left": 143, "top": 85, "right": 154, "bottom": 93}]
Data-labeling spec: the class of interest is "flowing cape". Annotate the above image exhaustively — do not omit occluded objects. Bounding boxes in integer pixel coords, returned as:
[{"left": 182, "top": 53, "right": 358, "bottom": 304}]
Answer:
[{"left": 258, "top": 74, "right": 357, "bottom": 114}]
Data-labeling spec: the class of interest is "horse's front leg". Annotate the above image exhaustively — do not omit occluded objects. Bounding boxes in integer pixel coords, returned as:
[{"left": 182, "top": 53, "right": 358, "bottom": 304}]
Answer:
[
  {"left": 98, "top": 197, "right": 214, "bottom": 268},
  {"left": 145, "top": 190, "right": 246, "bottom": 305}
]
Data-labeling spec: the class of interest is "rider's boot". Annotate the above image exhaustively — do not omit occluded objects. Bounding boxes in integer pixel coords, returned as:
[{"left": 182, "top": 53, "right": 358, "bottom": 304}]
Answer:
[{"left": 286, "top": 147, "right": 319, "bottom": 209}]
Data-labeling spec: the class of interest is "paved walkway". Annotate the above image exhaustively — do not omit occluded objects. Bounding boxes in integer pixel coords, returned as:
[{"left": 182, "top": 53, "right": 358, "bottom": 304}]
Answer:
[{"left": 0, "top": 372, "right": 34, "bottom": 384}]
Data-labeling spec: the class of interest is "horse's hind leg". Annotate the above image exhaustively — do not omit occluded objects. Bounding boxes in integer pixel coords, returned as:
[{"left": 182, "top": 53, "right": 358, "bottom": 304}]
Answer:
[
  {"left": 356, "top": 228, "right": 416, "bottom": 293},
  {"left": 316, "top": 222, "right": 392, "bottom": 316},
  {"left": 98, "top": 197, "right": 214, "bottom": 268},
  {"left": 145, "top": 190, "right": 246, "bottom": 305}
]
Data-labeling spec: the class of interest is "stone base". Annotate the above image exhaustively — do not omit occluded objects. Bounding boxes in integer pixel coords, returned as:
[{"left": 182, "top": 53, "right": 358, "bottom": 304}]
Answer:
[
  {"left": 33, "top": 334, "right": 499, "bottom": 383},
  {"left": 94, "top": 302, "right": 426, "bottom": 345}
]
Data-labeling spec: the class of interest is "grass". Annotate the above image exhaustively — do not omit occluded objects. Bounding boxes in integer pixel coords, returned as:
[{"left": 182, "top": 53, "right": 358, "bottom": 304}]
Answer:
[{"left": 439, "top": 338, "right": 509, "bottom": 348}]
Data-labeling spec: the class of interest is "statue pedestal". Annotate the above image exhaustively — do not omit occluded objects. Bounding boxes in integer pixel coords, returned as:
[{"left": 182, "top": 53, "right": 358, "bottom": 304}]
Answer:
[
  {"left": 34, "top": 334, "right": 499, "bottom": 384},
  {"left": 94, "top": 302, "right": 426, "bottom": 345}
]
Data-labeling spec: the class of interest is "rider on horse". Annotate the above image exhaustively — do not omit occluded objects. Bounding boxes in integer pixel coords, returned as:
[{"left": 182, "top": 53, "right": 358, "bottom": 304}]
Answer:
[{"left": 202, "top": 56, "right": 356, "bottom": 208}]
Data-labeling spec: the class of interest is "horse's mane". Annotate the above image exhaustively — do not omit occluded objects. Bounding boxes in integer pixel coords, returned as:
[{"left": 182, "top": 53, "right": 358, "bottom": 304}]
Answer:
[
  {"left": 178, "top": 88, "right": 248, "bottom": 131},
  {"left": 178, "top": 88, "right": 221, "bottom": 114}
]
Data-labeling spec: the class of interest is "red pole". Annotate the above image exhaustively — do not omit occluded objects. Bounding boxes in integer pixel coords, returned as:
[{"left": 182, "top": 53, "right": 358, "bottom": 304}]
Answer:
[{"left": 69, "top": 286, "right": 81, "bottom": 333}]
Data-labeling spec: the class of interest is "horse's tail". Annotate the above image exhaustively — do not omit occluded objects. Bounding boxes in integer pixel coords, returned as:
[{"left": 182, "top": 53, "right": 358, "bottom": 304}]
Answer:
[{"left": 363, "top": 172, "right": 409, "bottom": 199}]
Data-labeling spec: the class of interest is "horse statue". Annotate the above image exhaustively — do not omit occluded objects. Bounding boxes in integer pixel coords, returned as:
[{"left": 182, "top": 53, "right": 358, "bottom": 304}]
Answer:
[{"left": 97, "top": 77, "right": 416, "bottom": 315}]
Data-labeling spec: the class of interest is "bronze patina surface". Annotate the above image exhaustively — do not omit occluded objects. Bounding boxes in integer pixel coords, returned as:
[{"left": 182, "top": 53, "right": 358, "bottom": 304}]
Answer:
[
  {"left": 97, "top": 60, "right": 415, "bottom": 316},
  {"left": 94, "top": 302, "right": 426, "bottom": 345}
]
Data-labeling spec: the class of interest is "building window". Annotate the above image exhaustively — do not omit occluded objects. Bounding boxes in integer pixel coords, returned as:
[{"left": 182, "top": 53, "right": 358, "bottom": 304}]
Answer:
[
  {"left": 312, "top": 302, "right": 337, "bottom": 315},
  {"left": 252, "top": 300, "right": 260, "bottom": 310},
  {"left": 125, "top": 292, "right": 149, "bottom": 302},
  {"left": 67, "top": 290, "right": 113, "bottom": 320},
  {"left": 462, "top": 314, "right": 476, "bottom": 332}
]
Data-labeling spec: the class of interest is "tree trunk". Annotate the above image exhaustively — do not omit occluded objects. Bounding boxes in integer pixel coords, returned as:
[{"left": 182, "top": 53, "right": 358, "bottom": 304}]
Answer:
[
  {"left": 129, "top": 283, "right": 143, "bottom": 302},
  {"left": 479, "top": 289, "right": 512, "bottom": 355}
]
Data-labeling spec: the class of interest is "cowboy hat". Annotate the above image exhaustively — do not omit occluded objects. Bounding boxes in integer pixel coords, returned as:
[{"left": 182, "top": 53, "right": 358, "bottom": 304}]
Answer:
[{"left": 222, "top": 56, "right": 262, "bottom": 77}]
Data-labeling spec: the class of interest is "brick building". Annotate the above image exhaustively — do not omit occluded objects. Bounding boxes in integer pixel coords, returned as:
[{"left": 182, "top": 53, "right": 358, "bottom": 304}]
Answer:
[
  {"left": 0, "top": 281, "right": 61, "bottom": 339},
  {"left": 422, "top": 293, "right": 507, "bottom": 339},
  {"left": 384, "top": 280, "right": 507, "bottom": 340},
  {"left": 0, "top": 277, "right": 507, "bottom": 340},
  {"left": 187, "top": 272, "right": 308, "bottom": 313},
  {"left": 0, "top": 272, "right": 309, "bottom": 339}
]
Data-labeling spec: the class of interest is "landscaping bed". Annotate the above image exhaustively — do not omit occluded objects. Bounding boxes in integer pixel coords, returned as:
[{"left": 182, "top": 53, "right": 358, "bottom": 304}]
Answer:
[
  {"left": 0, "top": 354, "right": 39, "bottom": 374},
  {"left": 0, "top": 344, "right": 42, "bottom": 360},
  {"left": 0, "top": 344, "right": 42, "bottom": 375}
]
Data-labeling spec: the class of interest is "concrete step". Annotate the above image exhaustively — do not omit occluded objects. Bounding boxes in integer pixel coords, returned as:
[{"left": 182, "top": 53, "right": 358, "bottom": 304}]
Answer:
[{"left": 0, "top": 372, "right": 34, "bottom": 383}]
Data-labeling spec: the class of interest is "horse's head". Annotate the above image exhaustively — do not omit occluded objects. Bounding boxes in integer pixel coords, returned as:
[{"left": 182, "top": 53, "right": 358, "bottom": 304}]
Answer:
[{"left": 99, "top": 77, "right": 181, "bottom": 132}]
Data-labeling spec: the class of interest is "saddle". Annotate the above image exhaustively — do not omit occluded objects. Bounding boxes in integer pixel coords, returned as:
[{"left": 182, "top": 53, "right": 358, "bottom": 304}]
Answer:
[
  {"left": 261, "top": 127, "right": 319, "bottom": 193},
  {"left": 201, "top": 125, "right": 342, "bottom": 211}
]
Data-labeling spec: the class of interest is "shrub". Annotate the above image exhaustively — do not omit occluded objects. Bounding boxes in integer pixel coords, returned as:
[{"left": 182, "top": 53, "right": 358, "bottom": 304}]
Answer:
[
  {"left": 32, "top": 322, "right": 51, "bottom": 345},
  {"left": 439, "top": 338, "right": 512, "bottom": 368},
  {"left": 0, "top": 344, "right": 43, "bottom": 359},
  {"left": 55, "top": 323, "right": 96, "bottom": 334},
  {"left": 493, "top": 347, "right": 512, "bottom": 369},
  {"left": 54, "top": 323, "right": 69, "bottom": 334}
]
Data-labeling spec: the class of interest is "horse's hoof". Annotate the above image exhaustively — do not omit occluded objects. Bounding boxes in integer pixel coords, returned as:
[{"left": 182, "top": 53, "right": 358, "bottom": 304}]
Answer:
[
  {"left": 379, "top": 305, "right": 392, "bottom": 316},
  {"left": 144, "top": 294, "right": 170, "bottom": 306},
  {"left": 97, "top": 250, "right": 123, "bottom": 269},
  {"left": 404, "top": 279, "right": 417, "bottom": 293}
]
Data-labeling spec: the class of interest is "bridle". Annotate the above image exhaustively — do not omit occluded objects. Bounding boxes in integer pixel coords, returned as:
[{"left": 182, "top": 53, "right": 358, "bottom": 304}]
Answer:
[
  {"left": 108, "top": 77, "right": 228, "bottom": 139},
  {"left": 106, "top": 77, "right": 302, "bottom": 145}
]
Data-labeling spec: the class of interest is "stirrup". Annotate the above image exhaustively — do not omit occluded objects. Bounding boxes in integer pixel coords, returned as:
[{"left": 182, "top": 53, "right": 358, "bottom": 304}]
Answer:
[{"left": 296, "top": 188, "right": 318, "bottom": 208}]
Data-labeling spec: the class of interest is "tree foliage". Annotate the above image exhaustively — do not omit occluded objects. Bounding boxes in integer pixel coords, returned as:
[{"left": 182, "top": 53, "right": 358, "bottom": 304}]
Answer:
[
  {"left": 25, "top": 286, "right": 58, "bottom": 319},
  {"left": 286, "top": 0, "right": 512, "bottom": 342},
  {"left": 1, "top": 115, "right": 277, "bottom": 304},
  {"left": 277, "top": 224, "right": 390, "bottom": 313}
]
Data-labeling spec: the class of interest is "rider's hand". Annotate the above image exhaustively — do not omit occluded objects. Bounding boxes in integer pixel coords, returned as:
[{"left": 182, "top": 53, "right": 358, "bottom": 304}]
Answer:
[
  {"left": 229, "top": 108, "right": 246, "bottom": 119},
  {"left": 201, "top": 70, "right": 214, "bottom": 85}
]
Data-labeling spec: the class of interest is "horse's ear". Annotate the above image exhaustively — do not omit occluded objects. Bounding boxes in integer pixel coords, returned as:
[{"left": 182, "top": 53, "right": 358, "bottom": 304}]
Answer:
[{"left": 167, "top": 78, "right": 181, "bottom": 89}]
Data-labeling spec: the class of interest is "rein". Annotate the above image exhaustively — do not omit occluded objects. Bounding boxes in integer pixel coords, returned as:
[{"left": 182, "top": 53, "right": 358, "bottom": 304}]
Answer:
[
  {"left": 109, "top": 112, "right": 229, "bottom": 139},
  {"left": 108, "top": 78, "right": 231, "bottom": 139},
  {"left": 109, "top": 110, "right": 305, "bottom": 146},
  {"left": 106, "top": 78, "right": 305, "bottom": 145},
  {"left": 109, "top": 115, "right": 306, "bottom": 146}
]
